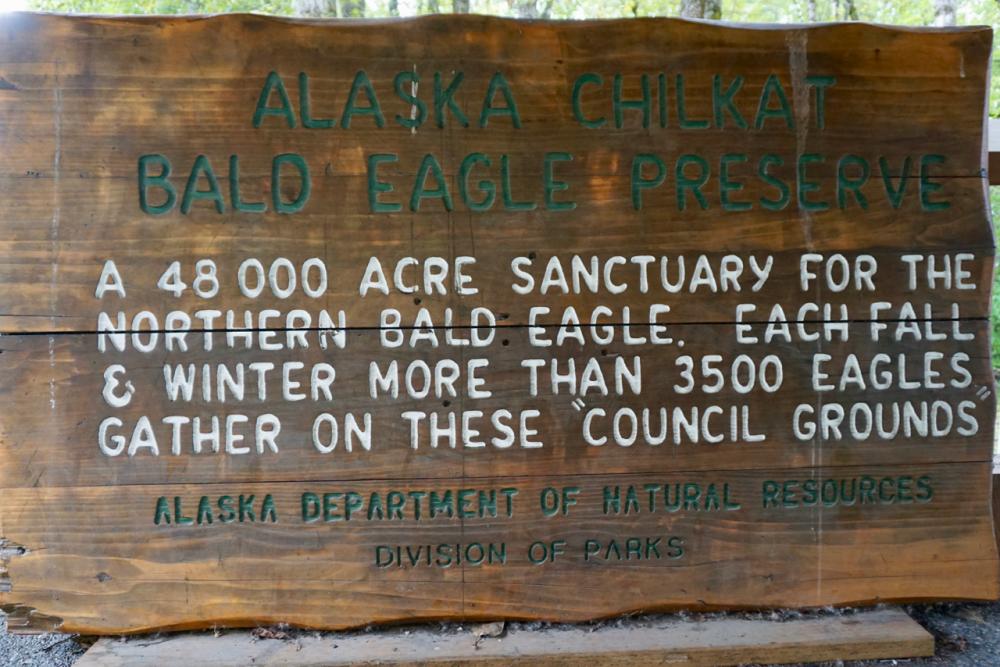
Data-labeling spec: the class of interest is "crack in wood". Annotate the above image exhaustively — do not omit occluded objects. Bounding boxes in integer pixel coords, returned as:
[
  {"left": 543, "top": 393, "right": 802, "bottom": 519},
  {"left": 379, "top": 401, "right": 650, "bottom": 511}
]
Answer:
[
  {"left": 0, "top": 315, "right": 991, "bottom": 339},
  {"left": 0, "top": 537, "right": 29, "bottom": 593}
]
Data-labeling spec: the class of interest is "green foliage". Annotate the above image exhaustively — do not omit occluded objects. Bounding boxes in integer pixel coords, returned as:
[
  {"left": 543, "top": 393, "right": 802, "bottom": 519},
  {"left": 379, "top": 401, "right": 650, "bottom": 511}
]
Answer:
[
  {"left": 991, "top": 187, "right": 1000, "bottom": 367},
  {"left": 35, "top": 0, "right": 292, "bottom": 13}
]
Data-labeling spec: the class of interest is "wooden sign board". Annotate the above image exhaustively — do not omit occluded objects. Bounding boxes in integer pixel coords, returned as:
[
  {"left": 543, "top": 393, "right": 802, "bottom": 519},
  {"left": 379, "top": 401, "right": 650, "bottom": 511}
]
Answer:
[{"left": 0, "top": 13, "right": 995, "bottom": 634}]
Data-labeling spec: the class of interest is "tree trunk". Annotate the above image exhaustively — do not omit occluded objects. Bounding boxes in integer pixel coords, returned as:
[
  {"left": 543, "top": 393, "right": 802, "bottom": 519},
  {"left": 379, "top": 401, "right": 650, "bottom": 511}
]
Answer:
[
  {"left": 294, "top": 0, "right": 336, "bottom": 17},
  {"left": 679, "top": 0, "right": 721, "bottom": 20},
  {"left": 341, "top": 0, "right": 364, "bottom": 17},
  {"left": 388, "top": 0, "right": 398, "bottom": 15},
  {"left": 452, "top": 0, "right": 470, "bottom": 11},
  {"left": 512, "top": 1, "right": 552, "bottom": 18},
  {"left": 807, "top": 0, "right": 817, "bottom": 21},
  {"left": 842, "top": 0, "right": 859, "bottom": 20},
  {"left": 512, "top": 1, "right": 537, "bottom": 17},
  {"left": 427, "top": 0, "right": 440, "bottom": 12},
  {"left": 933, "top": 0, "right": 956, "bottom": 26}
]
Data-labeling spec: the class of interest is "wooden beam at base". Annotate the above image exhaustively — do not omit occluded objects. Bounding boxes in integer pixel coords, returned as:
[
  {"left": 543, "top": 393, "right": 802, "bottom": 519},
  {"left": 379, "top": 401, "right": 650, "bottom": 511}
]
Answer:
[{"left": 75, "top": 608, "right": 933, "bottom": 667}]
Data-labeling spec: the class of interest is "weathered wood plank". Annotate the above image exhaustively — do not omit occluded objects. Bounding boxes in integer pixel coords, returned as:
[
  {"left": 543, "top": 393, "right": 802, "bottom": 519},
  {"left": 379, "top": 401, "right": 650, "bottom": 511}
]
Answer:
[
  {"left": 0, "top": 14, "right": 994, "bottom": 635},
  {"left": 0, "top": 14, "right": 991, "bottom": 332},
  {"left": 74, "top": 607, "right": 934, "bottom": 667},
  {"left": 0, "top": 463, "right": 996, "bottom": 634},
  {"left": 0, "top": 321, "right": 993, "bottom": 488}
]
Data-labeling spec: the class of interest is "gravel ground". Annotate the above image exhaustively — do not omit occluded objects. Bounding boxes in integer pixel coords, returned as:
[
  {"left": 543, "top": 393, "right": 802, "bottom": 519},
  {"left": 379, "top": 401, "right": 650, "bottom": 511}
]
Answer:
[
  {"left": 726, "top": 602, "right": 1000, "bottom": 666},
  {"left": 843, "top": 602, "right": 1000, "bottom": 667},
  {"left": 2, "top": 603, "right": 1000, "bottom": 666},
  {"left": 0, "top": 615, "right": 86, "bottom": 667}
]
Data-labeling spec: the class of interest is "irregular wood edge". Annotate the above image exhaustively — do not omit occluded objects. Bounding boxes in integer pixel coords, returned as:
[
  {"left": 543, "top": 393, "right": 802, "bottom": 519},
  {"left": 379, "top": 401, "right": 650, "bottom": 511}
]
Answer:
[
  {"left": 989, "top": 116, "right": 1000, "bottom": 184},
  {"left": 0, "top": 538, "right": 27, "bottom": 594},
  {"left": 72, "top": 608, "right": 933, "bottom": 666},
  {"left": 0, "top": 605, "right": 63, "bottom": 635},
  {"left": 2, "top": 587, "right": 971, "bottom": 636},
  {"left": 994, "top": 474, "right": 1000, "bottom": 562},
  {"left": 0, "top": 539, "right": 63, "bottom": 635},
  {"left": 4, "top": 10, "right": 993, "bottom": 37}
]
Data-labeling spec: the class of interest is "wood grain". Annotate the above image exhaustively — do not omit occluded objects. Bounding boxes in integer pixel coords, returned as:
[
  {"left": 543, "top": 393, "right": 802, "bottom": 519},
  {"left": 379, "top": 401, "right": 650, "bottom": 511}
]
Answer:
[
  {"left": 0, "top": 14, "right": 994, "bottom": 634},
  {"left": 0, "top": 321, "right": 993, "bottom": 488},
  {"left": 0, "top": 14, "right": 991, "bottom": 331},
  {"left": 74, "top": 608, "right": 934, "bottom": 666},
  {"left": 2, "top": 463, "right": 997, "bottom": 634}
]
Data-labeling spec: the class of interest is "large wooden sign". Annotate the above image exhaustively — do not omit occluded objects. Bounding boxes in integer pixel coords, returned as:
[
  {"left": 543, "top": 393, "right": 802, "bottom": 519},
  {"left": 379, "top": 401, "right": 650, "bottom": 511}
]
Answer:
[{"left": 0, "top": 13, "right": 995, "bottom": 634}]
